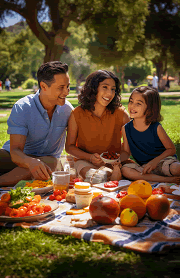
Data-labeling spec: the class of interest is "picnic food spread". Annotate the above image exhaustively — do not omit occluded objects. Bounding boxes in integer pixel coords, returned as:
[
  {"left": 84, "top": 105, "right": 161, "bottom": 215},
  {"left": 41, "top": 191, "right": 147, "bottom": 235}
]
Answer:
[
  {"left": 0, "top": 178, "right": 180, "bottom": 253},
  {"left": 0, "top": 187, "right": 52, "bottom": 217}
]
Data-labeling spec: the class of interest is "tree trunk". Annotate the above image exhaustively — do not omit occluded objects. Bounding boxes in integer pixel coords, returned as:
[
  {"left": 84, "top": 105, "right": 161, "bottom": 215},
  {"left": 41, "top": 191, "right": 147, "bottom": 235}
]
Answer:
[
  {"left": 154, "top": 61, "right": 164, "bottom": 91},
  {"left": 44, "top": 32, "right": 68, "bottom": 62},
  {"left": 116, "top": 65, "right": 125, "bottom": 91},
  {"left": 121, "top": 66, "right": 125, "bottom": 92}
]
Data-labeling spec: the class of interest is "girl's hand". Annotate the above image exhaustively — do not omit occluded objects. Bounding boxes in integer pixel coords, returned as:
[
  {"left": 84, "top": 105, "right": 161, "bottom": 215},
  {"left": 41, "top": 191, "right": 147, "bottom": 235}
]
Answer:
[
  {"left": 90, "top": 153, "right": 105, "bottom": 167},
  {"left": 142, "top": 160, "right": 158, "bottom": 174}
]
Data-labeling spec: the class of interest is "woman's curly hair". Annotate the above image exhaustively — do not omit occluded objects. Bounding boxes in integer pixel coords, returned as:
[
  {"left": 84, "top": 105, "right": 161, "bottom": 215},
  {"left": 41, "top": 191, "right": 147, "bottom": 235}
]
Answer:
[{"left": 78, "top": 70, "right": 121, "bottom": 113}]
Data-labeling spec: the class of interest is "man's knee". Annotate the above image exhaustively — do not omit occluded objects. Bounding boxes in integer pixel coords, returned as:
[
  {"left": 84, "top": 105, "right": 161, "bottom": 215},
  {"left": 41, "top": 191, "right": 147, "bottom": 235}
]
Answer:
[{"left": 0, "top": 149, "right": 17, "bottom": 173}]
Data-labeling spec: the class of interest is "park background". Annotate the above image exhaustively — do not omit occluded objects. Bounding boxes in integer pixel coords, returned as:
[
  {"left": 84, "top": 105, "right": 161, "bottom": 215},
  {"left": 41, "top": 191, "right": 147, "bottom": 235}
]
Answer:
[{"left": 0, "top": 1, "right": 180, "bottom": 278}]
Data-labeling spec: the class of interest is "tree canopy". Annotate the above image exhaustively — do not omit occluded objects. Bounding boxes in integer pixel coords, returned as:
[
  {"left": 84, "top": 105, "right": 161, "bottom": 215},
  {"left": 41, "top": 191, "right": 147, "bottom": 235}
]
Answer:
[{"left": 0, "top": 0, "right": 149, "bottom": 62}]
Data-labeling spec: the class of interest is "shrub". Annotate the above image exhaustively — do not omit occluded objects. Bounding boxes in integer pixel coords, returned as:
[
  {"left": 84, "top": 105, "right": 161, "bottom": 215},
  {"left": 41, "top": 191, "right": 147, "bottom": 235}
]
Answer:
[{"left": 22, "top": 78, "right": 38, "bottom": 89}]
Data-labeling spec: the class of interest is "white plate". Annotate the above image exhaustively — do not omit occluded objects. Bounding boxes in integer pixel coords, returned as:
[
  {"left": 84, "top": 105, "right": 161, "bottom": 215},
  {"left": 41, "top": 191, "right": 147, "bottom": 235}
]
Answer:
[
  {"left": 100, "top": 152, "right": 119, "bottom": 164},
  {"left": 172, "top": 189, "right": 180, "bottom": 196},
  {"left": 0, "top": 200, "right": 59, "bottom": 222},
  {"left": 92, "top": 180, "right": 131, "bottom": 192},
  {"left": 170, "top": 185, "right": 180, "bottom": 190},
  {"left": 15, "top": 180, "right": 53, "bottom": 194}
]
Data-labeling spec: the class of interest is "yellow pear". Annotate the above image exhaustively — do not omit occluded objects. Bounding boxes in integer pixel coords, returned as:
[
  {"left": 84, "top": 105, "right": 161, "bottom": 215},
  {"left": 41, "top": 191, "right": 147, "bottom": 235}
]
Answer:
[{"left": 120, "top": 208, "right": 138, "bottom": 227}]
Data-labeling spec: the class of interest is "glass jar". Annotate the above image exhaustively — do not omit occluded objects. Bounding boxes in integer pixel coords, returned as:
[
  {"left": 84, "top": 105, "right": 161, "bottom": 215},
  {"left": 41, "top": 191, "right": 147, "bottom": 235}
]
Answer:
[{"left": 60, "top": 155, "right": 77, "bottom": 187}]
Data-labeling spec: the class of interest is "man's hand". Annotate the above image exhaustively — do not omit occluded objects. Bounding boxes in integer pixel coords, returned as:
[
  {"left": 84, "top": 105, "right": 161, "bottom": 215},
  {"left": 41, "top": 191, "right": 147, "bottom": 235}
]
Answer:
[{"left": 28, "top": 158, "right": 52, "bottom": 180}]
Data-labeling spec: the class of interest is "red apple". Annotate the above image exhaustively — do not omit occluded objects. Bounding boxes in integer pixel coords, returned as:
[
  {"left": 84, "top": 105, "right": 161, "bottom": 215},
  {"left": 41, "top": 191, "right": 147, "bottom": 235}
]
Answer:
[{"left": 89, "top": 196, "right": 120, "bottom": 224}]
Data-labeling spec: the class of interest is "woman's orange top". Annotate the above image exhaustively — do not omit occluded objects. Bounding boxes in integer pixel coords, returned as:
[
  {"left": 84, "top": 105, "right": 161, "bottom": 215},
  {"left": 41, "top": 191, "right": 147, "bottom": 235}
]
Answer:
[{"left": 73, "top": 106, "right": 125, "bottom": 155}]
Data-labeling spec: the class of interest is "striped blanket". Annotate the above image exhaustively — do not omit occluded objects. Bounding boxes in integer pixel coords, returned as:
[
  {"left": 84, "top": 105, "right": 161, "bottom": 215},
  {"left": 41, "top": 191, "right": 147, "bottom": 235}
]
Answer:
[{"left": 0, "top": 183, "right": 180, "bottom": 254}]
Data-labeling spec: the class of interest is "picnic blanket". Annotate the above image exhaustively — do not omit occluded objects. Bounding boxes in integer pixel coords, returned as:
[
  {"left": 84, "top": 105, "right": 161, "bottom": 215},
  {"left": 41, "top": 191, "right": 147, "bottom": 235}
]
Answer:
[{"left": 0, "top": 183, "right": 180, "bottom": 254}]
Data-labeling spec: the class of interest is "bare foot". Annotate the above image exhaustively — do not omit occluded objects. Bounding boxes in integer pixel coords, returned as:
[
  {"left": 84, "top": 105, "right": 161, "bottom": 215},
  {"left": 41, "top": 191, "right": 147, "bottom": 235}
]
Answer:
[{"left": 171, "top": 176, "right": 180, "bottom": 185}]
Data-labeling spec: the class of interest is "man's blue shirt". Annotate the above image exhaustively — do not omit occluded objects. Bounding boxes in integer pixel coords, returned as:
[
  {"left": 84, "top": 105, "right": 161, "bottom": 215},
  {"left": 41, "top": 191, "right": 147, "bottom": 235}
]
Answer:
[{"left": 2, "top": 90, "right": 73, "bottom": 158}]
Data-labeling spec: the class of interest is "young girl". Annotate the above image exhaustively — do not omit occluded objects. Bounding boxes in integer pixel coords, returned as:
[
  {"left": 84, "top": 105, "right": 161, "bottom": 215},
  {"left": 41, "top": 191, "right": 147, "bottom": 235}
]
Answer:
[
  {"left": 65, "top": 70, "right": 130, "bottom": 181},
  {"left": 121, "top": 86, "right": 180, "bottom": 184}
]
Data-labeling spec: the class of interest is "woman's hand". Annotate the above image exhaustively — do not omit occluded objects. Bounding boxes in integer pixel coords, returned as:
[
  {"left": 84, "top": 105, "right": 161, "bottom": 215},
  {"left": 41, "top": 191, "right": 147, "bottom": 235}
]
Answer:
[{"left": 90, "top": 153, "right": 105, "bottom": 167}]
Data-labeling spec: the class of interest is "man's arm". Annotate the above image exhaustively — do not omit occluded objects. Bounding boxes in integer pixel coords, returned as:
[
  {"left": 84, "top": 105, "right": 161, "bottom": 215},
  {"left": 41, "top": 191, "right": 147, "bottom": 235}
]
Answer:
[{"left": 10, "top": 134, "right": 52, "bottom": 180}]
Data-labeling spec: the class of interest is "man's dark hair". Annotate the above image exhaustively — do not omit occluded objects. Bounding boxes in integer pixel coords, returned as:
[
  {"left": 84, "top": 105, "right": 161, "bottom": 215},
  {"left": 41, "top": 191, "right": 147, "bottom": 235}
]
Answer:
[
  {"left": 37, "top": 61, "right": 68, "bottom": 88},
  {"left": 78, "top": 70, "right": 121, "bottom": 113}
]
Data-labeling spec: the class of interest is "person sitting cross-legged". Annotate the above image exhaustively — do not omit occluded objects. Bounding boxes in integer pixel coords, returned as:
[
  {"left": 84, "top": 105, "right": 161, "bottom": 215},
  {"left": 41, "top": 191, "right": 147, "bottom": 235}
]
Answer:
[{"left": 0, "top": 61, "right": 73, "bottom": 186}]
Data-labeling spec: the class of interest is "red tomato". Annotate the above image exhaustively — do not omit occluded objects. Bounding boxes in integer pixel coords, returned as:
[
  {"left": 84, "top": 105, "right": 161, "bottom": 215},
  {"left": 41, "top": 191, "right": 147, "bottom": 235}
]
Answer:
[
  {"left": 26, "top": 210, "right": 36, "bottom": 216},
  {"left": 5, "top": 207, "right": 13, "bottom": 216},
  {"left": 35, "top": 205, "right": 44, "bottom": 214},
  {"left": 26, "top": 196, "right": 32, "bottom": 202},
  {"left": 54, "top": 189, "right": 61, "bottom": 196},
  {"left": 33, "top": 195, "right": 41, "bottom": 203},
  {"left": 116, "top": 191, "right": 128, "bottom": 198},
  {"left": 1, "top": 193, "right": 11, "bottom": 202},
  {"left": 73, "top": 178, "right": 83, "bottom": 184},
  {"left": 104, "top": 181, "right": 118, "bottom": 188},
  {"left": 0, "top": 201, "right": 9, "bottom": 213},
  {"left": 10, "top": 208, "right": 20, "bottom": 217},
  {"left": 112, "top": 181, "right": 119, "bottom": 186},
  {"left": 152, "top": 188, "right": 164, "bottom": 195},
  {"left": 49, "top": 194, "right": 56, "bottom": 201},
  {"left": 55, "top": 195, "right": 62, "bottom": 201},
  {"left": 17, "top": 207, "right": 26, "bottom": 217},
  {"left": 43, "top": 205, "right": 51, "bottom": 213}
]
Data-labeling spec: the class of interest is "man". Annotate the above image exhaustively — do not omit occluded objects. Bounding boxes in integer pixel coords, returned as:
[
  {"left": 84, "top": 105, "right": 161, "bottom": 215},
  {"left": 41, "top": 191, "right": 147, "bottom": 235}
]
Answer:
[
  {"left": 152, "top": 72, "right": 158, "bottom": 90},
  {"left": 0, "top": 61, "right": 73, "bottom": 186}
]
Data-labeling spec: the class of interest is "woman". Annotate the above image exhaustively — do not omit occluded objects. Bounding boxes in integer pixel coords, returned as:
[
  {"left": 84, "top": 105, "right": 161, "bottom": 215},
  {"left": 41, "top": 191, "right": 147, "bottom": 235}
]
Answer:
[{"left": 65, "top": 70, "right": 130, "bottom": 180}]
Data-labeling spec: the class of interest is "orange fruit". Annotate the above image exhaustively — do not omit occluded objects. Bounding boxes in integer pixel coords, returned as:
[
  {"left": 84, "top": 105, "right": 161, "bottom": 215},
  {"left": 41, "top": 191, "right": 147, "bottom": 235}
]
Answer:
[
  {"left": 128, "top": 180, "right": 152, "bottom": 199},
  {"left": 119, "top": 194, "right": 146, "bottom": 220},
  {"left": 120, "top": 208, "right": 138, "bottom": 227},
  {"left": 146, "top": 194, "right": 170, "bottom": 221}
]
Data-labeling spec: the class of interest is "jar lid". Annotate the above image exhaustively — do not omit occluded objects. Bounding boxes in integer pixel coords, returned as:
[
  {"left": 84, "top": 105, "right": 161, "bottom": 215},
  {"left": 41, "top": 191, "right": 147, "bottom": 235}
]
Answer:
[{"left": 74, "top": 182, "right": 91, "bottom": 189}]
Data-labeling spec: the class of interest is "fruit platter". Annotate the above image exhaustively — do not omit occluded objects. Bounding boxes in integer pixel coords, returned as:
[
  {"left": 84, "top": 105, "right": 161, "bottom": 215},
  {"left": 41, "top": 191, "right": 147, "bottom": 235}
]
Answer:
[{"left": 0, "top": 187, "right": 58, "bottom": 222}]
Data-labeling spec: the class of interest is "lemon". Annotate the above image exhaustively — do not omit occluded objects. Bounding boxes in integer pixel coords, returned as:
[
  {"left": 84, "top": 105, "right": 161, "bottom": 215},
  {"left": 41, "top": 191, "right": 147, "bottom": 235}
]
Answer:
[{"left": 120, "top": 208, "right": 138, "bottom": 227}]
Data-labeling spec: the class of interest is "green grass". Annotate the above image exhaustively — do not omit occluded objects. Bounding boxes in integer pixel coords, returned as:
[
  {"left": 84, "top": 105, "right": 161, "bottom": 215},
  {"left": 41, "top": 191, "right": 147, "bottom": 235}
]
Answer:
[
  {"left": 0, "top": 91, "right": 180, "bottom": 277},
  {"left": 0, "top": 227, "right": 180, "bottom": 278}
]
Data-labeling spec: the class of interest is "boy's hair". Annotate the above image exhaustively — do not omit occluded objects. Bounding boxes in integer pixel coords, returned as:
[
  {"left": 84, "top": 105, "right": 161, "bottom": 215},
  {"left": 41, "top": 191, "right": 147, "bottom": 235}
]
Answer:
[
  {"left": 78, "top": 70, "right": 121, "bottom": 113},
  {"left": 130, "top": 86, "right": 163, "bottom": 124},
  {"left": 37, "top": 61, "right": 68, "bottom": 88}
]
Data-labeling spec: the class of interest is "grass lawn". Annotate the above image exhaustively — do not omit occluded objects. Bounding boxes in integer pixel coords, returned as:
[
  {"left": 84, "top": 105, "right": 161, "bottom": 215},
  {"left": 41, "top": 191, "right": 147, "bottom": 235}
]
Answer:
[{"left": 0, "top": 91, "right": 180, "bottom": 277}]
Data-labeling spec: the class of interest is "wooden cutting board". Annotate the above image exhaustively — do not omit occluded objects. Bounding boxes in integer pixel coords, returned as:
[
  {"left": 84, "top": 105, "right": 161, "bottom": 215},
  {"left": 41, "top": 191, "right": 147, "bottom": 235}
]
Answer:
[{"left": 156, "top": 184, "right": 180, "bottom": 201}]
